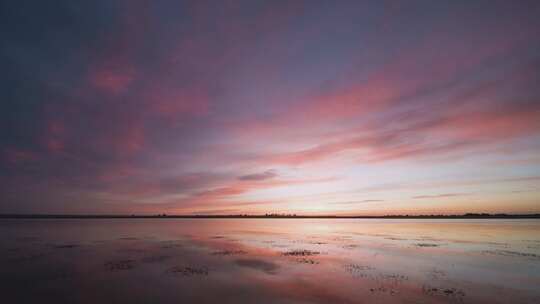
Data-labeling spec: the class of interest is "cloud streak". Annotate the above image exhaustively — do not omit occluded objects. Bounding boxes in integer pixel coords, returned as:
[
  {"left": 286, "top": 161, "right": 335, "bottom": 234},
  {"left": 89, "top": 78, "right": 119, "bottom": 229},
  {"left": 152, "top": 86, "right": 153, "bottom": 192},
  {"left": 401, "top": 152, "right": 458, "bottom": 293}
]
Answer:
[
  {"left": 238, "top": 170, "right": 278, "bottom": 181},
  {"left": 412, "top": 193, "right": 471, "bottom": 200}
]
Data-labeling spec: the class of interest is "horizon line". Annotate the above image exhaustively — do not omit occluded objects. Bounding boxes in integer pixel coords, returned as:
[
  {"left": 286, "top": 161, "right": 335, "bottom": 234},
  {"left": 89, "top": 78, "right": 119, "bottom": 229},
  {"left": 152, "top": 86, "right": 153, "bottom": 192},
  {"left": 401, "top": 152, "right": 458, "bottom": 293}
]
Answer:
[{"left": 1, "top": 213, "right": 539, "bottom": 219}]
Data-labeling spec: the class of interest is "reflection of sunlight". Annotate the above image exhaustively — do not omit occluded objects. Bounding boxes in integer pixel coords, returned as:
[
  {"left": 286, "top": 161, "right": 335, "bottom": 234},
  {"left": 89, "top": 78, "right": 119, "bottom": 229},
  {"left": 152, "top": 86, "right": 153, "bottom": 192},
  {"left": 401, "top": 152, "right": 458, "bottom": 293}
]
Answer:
[{"left": 311, "top": 223, "right": 332, "bottom": 233}]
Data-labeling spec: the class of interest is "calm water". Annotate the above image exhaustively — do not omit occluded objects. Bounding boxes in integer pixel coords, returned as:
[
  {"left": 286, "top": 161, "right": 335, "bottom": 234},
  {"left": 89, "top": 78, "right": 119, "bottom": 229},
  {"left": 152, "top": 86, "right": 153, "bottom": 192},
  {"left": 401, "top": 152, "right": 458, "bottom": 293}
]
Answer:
[{"left": 1, "top": 219, "right": 539, "bottom": 303}]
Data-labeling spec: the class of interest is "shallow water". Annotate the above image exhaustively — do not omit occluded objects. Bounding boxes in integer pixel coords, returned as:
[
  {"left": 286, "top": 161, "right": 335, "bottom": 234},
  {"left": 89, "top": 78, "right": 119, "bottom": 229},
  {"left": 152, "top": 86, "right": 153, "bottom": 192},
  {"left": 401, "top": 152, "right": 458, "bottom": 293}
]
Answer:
[{"left": 1, "top": 219, "right": 539, "bottom": 303}]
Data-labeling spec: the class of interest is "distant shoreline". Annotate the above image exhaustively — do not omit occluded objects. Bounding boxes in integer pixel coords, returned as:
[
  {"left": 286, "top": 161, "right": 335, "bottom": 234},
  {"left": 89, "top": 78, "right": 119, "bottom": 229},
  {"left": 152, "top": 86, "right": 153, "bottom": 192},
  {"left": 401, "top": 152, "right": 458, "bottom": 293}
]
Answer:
[{"left": 1, "top": 213, "right": 539, "bottom": 219}]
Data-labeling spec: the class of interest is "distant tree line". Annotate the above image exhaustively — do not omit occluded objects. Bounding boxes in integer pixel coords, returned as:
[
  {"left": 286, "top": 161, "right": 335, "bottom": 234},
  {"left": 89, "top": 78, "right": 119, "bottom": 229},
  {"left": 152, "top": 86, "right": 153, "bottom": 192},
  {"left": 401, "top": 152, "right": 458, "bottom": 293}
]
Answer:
[{"left": 0, "top": 213, "right": 539, "bottom": 219}]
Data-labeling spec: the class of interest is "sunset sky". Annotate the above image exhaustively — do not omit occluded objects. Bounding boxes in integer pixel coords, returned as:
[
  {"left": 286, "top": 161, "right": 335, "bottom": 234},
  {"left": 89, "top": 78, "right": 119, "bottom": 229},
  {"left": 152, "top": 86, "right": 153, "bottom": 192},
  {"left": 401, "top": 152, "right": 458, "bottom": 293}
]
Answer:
[{"left": 1, "top": 0, "right": 539, "bottom": 215}]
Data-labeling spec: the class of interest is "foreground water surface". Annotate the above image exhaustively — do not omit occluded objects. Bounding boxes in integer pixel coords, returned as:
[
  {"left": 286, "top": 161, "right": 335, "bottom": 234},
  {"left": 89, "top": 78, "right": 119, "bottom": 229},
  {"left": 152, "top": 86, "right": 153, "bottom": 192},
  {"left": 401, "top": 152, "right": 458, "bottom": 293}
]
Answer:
[{"left": 1, "top": 219, "right": 539, "bottom": 303}]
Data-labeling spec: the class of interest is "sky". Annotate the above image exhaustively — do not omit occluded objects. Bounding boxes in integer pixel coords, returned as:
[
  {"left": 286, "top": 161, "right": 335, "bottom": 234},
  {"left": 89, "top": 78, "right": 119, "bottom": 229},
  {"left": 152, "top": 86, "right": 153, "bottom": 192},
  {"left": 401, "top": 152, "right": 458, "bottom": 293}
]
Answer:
[{"left": 1, "top": 0, "right": 540, "bottom": 215}]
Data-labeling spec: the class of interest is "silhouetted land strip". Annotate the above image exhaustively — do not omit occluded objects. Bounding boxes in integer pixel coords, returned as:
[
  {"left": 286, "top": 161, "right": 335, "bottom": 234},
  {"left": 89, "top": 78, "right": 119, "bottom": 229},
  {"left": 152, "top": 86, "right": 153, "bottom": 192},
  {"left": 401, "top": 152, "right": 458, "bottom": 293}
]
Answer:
[{"left": 1, "top": 213, "right": 539, "bottom": 219}]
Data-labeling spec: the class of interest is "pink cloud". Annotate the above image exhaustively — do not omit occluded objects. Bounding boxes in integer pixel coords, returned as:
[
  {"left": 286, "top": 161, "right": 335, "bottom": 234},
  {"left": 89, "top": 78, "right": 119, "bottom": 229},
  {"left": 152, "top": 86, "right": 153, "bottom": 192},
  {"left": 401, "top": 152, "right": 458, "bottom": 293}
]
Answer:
[
  {"left": 39, "top": 120, "right": 68, "bottom": 154},
  {"left": 46, "top": 139, "right": 65, "bottom": 153},
  {"left": 436, "top": 108, "right": 540, "bottom": 142},
  {"left": 90, "top": 67, "right": 135, "bottom": 94}
]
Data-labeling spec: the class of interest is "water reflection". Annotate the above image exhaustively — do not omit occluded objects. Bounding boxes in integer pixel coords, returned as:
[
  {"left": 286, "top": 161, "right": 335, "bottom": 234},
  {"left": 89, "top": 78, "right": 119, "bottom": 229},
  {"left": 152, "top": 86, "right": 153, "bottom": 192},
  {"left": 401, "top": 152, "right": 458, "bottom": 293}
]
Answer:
[{"left": 1, "top": 219, "right": 539, "bottom": 303}]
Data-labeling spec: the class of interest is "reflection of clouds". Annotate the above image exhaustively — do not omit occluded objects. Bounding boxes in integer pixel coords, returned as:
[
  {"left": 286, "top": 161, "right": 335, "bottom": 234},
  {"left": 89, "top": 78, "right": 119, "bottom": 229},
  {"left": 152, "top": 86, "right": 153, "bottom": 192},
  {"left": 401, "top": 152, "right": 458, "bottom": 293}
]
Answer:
[
  {"left": 235, "top": 258, "right": 279, "bottom": 274},
  {"left": 2, "top": 219, "right": 540, "bottom": 302}
]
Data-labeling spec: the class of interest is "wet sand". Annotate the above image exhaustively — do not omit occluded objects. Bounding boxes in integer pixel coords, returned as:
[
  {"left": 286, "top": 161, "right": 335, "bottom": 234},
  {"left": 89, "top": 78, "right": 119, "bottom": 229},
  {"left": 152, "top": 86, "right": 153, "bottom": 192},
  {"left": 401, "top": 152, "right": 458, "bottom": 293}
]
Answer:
[{"left": 1, "top": 219, "right": 539, "bottom": 303}]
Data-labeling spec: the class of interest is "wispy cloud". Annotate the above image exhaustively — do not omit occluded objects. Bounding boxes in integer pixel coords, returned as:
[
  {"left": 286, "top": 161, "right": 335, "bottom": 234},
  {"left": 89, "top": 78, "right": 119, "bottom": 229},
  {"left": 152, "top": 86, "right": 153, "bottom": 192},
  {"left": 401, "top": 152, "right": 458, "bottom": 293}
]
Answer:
[
  {"left": 238, "top": 170, "right": 277, "bottom": 181},
  {"left": 412, "top": 193, "right": 471, "bottom": 199},
  {"left": 330, "top": 200, "right": 385, "bottom": 205}
]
